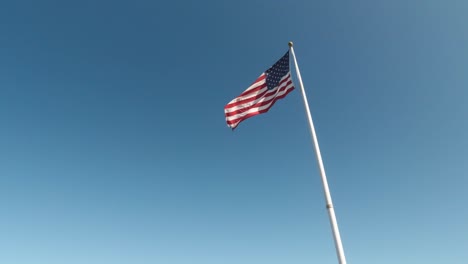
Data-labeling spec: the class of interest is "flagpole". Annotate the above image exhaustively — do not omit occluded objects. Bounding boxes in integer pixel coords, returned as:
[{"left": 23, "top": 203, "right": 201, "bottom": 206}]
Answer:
[{"left": 288, "top": 42, "right": 347, "bottom": 264}]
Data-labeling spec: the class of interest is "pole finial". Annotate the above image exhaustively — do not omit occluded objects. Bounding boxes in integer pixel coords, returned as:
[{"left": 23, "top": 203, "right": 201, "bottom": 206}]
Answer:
[{"left": 288, "top": 41, "right": 294, "bottom": 47}]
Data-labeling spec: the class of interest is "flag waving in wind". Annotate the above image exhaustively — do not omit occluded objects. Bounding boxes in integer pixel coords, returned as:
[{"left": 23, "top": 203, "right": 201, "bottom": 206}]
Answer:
[
  {"left": 224, "top": 51, "right": 295, "bottom": 129},
  {"left": 224, "top": 43, "right": 348, "bottom": 263}
]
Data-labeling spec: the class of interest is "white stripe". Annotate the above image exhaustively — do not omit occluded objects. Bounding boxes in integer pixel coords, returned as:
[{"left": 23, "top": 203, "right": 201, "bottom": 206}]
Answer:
[
  {"left": 226, "top": 86, "right": 268, "bottom": 106},
  {"left": 225, "top": 79, "right": 292, "bottom": 116},
  {"left": 225, "top": 73, "right": 292, "bottom": 113},
  {"left": 225, "top": 82, "right": 294, "bottom": 121},
  {"left": 226, "top": 84, "right": 294, "bottom": 123},
  {"left": 240, "top": 73, "right": 266, "bottom": 93},
  {"left": 226, "top": 81, "right": 293, "bottom": 116},
  {"left": 225, "top": 77, "right": 292, "bottom": 114}
]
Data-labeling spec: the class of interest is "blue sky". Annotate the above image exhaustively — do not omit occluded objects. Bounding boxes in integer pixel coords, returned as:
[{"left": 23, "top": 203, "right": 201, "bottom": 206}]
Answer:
[{"left": 1, "top": 0, "right": 467, "bottom": 263}]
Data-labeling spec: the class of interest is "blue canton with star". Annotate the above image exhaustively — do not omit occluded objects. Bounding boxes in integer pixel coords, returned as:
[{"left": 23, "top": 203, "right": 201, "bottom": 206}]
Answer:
[{"left": 265, "top": 51, "right": 290, "bottom": 90}]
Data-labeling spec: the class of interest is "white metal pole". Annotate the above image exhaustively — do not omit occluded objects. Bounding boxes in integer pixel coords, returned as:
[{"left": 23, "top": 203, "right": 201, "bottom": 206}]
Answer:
[{"left": 288, "top": 42, "right": 347, "bottom": 264}]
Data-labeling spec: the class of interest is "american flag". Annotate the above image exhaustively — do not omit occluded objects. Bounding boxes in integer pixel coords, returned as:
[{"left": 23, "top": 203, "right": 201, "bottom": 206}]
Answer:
[{"left": 224, "top": 51, "right": 295, "bottom": 129}]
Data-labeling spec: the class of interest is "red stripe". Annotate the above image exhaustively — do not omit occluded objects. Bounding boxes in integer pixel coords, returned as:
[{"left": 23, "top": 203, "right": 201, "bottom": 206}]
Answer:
[
  {"left": 225, "top": 78, "right": 291, "bottom": 112},
  {"left": 227, "top": 89, "right": 294, "bottom": 127},
  {"left": 226, "top": 87, "right": 295, "bottom": 128},
  {"left": 225, "top": 81, "right": 293, "bottom": 119},
  {"left": 226, "top": 84, "right": 294, "bottom": 122},
  {"left": 239, "top": 75, "right": 266, "bottom": 96},
  {"left": 224, "top": 84, "right": 267, "bottom": 109},
  {"left": 224, "top": 80, "right": 293, "bottom": 117},
  {"left": 225, "top": 73, "right": 291, "bottom": 109},
  {"left": 225, "top": 83, "right": 293, "bottom": 119}
]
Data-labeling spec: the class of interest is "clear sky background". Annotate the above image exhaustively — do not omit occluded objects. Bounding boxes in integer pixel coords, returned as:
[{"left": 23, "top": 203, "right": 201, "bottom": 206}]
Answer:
[{"left": 1, "top": 0, "right": 467, "bottom": 263}]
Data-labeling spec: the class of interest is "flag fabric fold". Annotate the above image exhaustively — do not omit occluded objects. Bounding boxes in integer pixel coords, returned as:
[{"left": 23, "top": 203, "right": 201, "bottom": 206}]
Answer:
[{"left": 224, "top": 51, "right": 294, "bottom": 129}]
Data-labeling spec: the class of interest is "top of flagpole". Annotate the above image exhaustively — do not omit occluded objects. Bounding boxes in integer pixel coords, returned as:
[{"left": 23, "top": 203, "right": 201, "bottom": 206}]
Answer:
[{"left": 288, "top": 41, "right": 293, "bottom": 47}]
